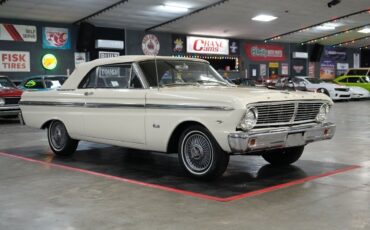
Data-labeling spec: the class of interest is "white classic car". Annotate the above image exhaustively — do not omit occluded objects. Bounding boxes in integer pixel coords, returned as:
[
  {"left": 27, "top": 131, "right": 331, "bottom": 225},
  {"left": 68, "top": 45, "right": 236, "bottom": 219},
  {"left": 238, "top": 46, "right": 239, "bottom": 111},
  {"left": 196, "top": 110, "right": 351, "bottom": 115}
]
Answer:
[
  {"left": 20, "top": 56, "right": 336, "bottom": 179},
  {"left": 292, "top": 77, "right": 351, "bottom": 100}
]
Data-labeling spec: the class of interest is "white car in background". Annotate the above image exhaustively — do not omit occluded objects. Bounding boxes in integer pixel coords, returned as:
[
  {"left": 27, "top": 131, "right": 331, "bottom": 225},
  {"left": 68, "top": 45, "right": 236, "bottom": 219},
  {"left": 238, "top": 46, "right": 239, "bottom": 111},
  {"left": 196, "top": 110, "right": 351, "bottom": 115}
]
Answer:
[
  {"left": 293, "top": 77, "right": 351, "bottom": 100},
  {"left": 348, "top": 86, "right": 370, "bottom": 100}
]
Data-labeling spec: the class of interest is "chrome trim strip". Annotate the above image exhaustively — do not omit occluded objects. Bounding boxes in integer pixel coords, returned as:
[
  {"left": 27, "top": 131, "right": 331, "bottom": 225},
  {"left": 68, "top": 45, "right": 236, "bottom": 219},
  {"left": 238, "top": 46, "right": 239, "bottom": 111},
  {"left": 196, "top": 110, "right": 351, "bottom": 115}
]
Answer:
[
  {"left": 146, "top": 104, "right": 234, "bottom": 111},
  {"left": 19, "top": 101, "right": 233, "bottom": 111},
  {"left": 19, "top": 101, "right": 84, "bottom": 107},
  {"left": 86, "top": 103, "right": 145, "bottom": 108}
]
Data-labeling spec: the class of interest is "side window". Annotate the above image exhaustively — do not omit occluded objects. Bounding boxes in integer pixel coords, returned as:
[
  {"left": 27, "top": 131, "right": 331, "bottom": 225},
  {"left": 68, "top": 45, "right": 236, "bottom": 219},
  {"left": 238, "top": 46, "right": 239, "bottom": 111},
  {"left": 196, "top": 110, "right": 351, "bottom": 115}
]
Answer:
[
  {"left": 79, "top": 68, "right": 98, "bottom": 89},
  {"left": 347, "top": 77, "right": 360, "bottom": 83},
  {"left": 24, "top": 79, "right": 44, "bottom": 89},
  {"left": 129, "top": 69, "right": 143, "bottom": 89},
  {"left": 338, "top": 78, "right": 347, "bottom": 83},
  {"left": 96, "top": 65, "right": 131, "bottom": 89}
]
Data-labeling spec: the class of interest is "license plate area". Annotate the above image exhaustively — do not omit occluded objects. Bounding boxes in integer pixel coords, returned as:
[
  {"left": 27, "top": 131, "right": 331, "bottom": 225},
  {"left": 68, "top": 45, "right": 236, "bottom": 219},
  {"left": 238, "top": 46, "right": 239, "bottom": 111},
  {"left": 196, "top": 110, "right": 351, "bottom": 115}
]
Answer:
[{"left": 286, "top": 132, "right": 305, "bottom": 147}]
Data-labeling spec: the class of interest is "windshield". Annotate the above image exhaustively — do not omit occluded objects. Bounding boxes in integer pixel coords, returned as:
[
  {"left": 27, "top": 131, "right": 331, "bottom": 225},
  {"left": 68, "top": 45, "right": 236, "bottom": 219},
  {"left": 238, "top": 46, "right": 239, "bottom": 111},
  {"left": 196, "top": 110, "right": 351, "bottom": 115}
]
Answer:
[
  {"left": 0, "top": 77, "right": 15, "bottom": 88},
  {"left": 306, "top": 78, "right": 323, "bottom": 84},
  {"left": 138, "top": 60, "right": 230, "bottom": 87},
  {"left": 346, "top": 69, "right": 369, "bottom": 76},
  {"left": 44, "top": 77, "right": 67, "bottom": 89}
]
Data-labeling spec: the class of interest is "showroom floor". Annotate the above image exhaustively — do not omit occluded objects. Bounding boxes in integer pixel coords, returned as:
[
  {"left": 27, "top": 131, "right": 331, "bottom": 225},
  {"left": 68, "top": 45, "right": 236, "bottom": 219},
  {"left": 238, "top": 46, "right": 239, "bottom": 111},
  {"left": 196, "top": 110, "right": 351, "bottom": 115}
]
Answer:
[{"left": 0, "top": 101, "right": 369, "bottom": 230}]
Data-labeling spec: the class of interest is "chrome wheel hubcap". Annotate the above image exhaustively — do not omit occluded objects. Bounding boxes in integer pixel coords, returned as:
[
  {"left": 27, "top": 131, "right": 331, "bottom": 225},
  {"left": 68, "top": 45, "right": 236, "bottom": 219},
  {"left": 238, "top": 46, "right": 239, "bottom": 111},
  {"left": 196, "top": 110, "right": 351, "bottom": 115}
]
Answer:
[{"left": 50, "top": 122, "right": 67, "bottom": 150}]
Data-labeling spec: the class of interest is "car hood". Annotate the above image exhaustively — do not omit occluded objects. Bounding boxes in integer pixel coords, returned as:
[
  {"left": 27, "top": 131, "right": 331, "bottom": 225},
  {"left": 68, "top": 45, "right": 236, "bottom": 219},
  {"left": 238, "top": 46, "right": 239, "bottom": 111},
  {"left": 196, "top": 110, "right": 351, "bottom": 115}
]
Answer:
[
  {"left": 314, "top": 82, "right": 348, "bottom": 89},
  {"left": 0, "top": 87, "right": 23, "bottom": 97},
  {"left": 147, "top": 86, "right": 331, "bottom": 109}
]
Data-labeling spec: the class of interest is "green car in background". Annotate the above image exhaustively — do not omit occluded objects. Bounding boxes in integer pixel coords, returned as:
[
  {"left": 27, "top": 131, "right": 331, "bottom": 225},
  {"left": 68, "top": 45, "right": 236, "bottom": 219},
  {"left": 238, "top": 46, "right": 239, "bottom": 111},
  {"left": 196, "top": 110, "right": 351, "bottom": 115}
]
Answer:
[{"left": 334, "top": 68, "right": 370, "bottom": 92}]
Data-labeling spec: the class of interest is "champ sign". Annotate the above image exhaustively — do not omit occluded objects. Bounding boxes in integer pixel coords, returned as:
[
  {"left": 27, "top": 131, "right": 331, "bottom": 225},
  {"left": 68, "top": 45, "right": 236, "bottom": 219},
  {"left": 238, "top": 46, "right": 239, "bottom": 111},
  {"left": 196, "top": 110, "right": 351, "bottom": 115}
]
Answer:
[
  {"left": 0, "top": 51, "right": 30, "bottom": 72},
  {"left": 187, "top": 36, "right": 229, "bottom": 55}
]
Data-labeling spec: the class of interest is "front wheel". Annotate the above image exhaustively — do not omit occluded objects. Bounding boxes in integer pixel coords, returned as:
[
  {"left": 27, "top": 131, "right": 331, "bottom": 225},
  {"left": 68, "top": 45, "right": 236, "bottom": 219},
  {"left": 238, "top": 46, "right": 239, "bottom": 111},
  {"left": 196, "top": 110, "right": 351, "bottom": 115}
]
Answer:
[
  {"left": 262, "top": 146, "right": 304, "bottom": 166},
  {"left": 178, "top": 125, "right": 229, "bottom": 180},
  {"left": 48, "top": 120, "right": 79, "bottom": 156}
]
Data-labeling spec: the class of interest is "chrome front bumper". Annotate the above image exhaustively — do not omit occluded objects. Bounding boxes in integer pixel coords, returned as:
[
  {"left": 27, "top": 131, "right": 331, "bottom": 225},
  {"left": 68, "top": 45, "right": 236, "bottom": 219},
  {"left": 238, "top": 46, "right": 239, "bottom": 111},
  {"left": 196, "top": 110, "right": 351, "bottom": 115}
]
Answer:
[
  {"left": 0, "top": 105, "right": 20, "bottom": 117},
  {"left": 228, "top": 122, "right": 336, "bottom": 154}
]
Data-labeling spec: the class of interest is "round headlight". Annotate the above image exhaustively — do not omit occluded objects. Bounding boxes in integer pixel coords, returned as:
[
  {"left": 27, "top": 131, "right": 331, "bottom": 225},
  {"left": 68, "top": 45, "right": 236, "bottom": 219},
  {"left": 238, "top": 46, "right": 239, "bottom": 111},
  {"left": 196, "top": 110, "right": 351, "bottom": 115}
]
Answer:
[
  {"left": 240, "top": 107, "right": 258, "bottom": 131},
  {"left": 316, "top": 103, "right": 330, "bottom": 122},
  {"left": 0, "top": 98, "right": 4, "bottom": 106}
]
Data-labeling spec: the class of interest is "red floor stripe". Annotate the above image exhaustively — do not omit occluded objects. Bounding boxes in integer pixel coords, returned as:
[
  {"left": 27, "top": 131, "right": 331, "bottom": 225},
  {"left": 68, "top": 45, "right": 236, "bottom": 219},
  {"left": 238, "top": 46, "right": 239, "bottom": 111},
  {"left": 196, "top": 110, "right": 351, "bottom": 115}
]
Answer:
[{"left": 0, "top": 152, "right": 361, "bottom": 202}]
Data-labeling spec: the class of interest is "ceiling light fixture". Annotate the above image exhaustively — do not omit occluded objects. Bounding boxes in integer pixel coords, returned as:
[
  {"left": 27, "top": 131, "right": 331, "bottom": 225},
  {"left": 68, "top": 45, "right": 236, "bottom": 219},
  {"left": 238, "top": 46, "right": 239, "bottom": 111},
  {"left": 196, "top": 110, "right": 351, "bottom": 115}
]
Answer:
[
  {"left": 252, "top": 14, "right": 278, "bottom": 22},
  {"left": 358, "top": 28, "right": 370, "bottom": 34},
  {"left": 160, "top": 3, "right": 189, "bottom": 13}
]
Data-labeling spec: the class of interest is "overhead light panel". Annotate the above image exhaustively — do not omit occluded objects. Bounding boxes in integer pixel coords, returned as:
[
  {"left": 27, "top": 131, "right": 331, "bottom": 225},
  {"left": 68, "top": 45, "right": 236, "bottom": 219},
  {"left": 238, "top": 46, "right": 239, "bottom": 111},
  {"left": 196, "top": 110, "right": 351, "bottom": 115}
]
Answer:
[
  {"left": 252, "top": 14, "right": 278, "bottom": 22},
  {"left": 160, "top": 3, "right": 189, "bottom": 13},
  {"left": 358, "top": 28, "right": 370, "bottom": 34}
]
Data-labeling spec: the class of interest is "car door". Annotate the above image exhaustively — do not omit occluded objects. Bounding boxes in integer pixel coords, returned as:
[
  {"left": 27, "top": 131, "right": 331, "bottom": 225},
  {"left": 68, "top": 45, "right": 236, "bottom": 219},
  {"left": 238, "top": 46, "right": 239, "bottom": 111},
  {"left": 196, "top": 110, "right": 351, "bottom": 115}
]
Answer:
[{"left": 79, "top": 63, "right": 146, "bottom": 144}]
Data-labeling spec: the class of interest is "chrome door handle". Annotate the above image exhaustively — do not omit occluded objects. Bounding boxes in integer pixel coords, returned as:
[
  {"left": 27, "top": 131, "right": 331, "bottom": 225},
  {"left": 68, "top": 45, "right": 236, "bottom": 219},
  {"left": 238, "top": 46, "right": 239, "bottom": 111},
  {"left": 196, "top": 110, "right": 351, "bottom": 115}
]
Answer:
[{"left": 84, "top": 92, "right": 94, "bottom": 96}]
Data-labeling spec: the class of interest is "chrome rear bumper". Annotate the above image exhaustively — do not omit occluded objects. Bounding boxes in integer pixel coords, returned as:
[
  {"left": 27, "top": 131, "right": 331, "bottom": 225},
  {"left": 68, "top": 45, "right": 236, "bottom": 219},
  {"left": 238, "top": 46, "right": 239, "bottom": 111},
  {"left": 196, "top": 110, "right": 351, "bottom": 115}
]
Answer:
[{"left": 228, "top": 122, "right": 336, "bottom": 154}]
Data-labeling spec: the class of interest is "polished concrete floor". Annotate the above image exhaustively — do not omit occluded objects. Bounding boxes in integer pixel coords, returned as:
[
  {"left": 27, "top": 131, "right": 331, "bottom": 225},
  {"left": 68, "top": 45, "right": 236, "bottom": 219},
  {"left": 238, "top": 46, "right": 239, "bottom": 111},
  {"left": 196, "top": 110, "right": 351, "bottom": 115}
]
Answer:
[{"left": 0, "top": 101, "right": 369, "bottom": 230}]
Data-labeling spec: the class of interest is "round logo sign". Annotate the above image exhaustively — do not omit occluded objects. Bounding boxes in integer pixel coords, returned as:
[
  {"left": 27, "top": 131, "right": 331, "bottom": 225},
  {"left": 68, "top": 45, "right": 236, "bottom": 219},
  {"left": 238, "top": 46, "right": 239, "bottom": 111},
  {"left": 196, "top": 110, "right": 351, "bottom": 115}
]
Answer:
[
  {"left": 142, "top": 34, "right": 160, "bottom": 56},
  {"left": 42, "top": 54, "right": 58, "bottom": 70}
]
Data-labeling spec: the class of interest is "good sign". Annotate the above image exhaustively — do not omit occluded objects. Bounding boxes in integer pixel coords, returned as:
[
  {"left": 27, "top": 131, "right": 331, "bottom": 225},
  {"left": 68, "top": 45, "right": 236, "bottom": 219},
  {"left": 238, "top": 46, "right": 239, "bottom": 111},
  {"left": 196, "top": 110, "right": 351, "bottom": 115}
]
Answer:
[
  {"left": 187, "top": 36, "right": 229, "bottom": 55},
  {"left": 0, "top": 51, "right": 30, "bottom": 72}
]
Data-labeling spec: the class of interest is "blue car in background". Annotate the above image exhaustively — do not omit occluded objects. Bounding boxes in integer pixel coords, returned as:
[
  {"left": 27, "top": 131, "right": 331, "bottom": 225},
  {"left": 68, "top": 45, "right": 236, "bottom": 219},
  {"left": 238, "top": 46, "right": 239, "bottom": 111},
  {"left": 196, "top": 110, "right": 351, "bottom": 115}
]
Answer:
[{"left": 19, "top": 75, "right": 68, "bottom": 91}]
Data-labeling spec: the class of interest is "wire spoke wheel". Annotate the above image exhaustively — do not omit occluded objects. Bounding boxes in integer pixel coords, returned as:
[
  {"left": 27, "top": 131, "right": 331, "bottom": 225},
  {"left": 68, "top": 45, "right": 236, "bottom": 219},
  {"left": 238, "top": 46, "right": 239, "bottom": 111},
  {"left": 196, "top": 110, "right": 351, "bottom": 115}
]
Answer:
[{"left": 182, "top": 132, "right": 213, "bottom": 173}]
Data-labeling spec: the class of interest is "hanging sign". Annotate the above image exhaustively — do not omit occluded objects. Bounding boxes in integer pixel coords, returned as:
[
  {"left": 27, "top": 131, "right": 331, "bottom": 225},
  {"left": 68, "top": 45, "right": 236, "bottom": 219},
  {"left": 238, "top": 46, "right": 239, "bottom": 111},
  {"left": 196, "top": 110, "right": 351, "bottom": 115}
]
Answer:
[
  {"left": 269, "top": 62, "right": 279, "bottom": 68},
  {"left": 42, "top": 54, "right": 58, "bottom": 70},
  {"left": 142, "top": 34, "right": 160, "bottom": 56},
  {"left": 245, "top": 44, "right": 285, "bottom": 61},
  {"left": 187, "top": 36, "right": 229, "bottom": 55},
  {"left": 0, "top": 24, "right": 37, "bottom": 42},
  {"left": 43, "top": 27, "right": 71, "bottom": 49},
  {"left": 0, "top": 51, "right": 30, "bottom": 72}
]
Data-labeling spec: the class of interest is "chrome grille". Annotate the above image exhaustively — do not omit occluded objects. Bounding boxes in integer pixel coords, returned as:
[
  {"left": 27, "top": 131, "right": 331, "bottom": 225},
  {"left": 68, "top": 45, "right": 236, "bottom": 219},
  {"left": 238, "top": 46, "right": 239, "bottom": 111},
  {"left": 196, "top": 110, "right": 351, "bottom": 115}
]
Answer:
[
  {"left": 254, "top": 101, "right": 324, "bottom": 127},
  {"left": 295, "top": 103, "right": 322, "bottom": 121},
  {"left": 255, "top": 103, "right": 295, "bottom": 124}
]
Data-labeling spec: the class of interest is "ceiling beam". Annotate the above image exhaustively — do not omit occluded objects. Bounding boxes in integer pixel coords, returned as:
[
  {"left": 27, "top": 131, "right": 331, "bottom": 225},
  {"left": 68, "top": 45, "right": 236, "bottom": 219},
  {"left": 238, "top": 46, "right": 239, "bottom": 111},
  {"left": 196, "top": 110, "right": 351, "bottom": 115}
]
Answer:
[
  {"left": 145, "top": 0, "right": 230, "bottom": 31},
  {"left": 359, "top": 44, "right": 370, "bottom": 49},
  {"left": 332, "top": 35, "right": 370, "bottom": 47},
  {"left": 264, "top": 9, "right": 370, "bottom": 42},
  {"left": 74, "top": 0, "right": 128, "bottom": 25},
  {"left": 0, "top": 0, "right": 10, "bottom": 6},
  {"left": 301, "top": 24, "right": 370, "bottom": 45}
]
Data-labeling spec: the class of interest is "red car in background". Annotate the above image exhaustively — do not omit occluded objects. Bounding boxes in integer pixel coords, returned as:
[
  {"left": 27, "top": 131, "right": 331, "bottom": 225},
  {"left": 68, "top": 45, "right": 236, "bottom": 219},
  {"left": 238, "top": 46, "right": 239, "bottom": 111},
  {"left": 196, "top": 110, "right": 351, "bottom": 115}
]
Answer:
[{"left": 0, "top": 76, "right": 23, "bottom": 118}]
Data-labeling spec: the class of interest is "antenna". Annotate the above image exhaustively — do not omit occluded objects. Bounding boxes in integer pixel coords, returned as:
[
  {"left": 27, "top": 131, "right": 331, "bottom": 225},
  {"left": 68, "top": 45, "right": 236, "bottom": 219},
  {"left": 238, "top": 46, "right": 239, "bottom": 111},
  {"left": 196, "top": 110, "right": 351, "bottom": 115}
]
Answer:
[{"left": 154, "top": 55, "right": 160, "bottom": 91}]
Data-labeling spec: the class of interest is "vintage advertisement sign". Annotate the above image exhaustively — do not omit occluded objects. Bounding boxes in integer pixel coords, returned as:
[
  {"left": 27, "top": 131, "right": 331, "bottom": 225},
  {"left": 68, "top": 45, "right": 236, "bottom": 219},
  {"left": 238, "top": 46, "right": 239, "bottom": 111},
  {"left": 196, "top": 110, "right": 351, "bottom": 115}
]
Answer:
[
  {"left": 74, "top": 52, "right": 87, "bottom": 66},
  {"left": 0, "top": 51, "right": 30, "bottom": 72},
  {"left": 323, "top": 47, "right": 347, "bottom": 61},
  {"left": 142, "top": 34, "right": 160, "bottom": 56},
  {"left": 43, "top": 27, "right": 71, "bottom": 49},
  {"left": 260, "top": 64, "right": 267, "bottom": 77},
  {"left": 187, "top": 36, "right": 229, "bottom": 55},
  {"left": 172, "top": 34, "right": 186, "bottom": 53},
  {"left": 229, "top": 40, "right": 239, "bottom": 55},
  {"left": 282, "top": 63, "right": 289, "bottom": 75},
  {"left": 245, "top": 44, "right": 285, "bottom": 61},
  {"left": 0, "top": 24, "right": 37, "bottom": 42},
  {"left": 98, "top": 51, "right": 120, "bottom": 59},
  {"left": 320, "top": 61, "right": 335, "bottom": 80}
]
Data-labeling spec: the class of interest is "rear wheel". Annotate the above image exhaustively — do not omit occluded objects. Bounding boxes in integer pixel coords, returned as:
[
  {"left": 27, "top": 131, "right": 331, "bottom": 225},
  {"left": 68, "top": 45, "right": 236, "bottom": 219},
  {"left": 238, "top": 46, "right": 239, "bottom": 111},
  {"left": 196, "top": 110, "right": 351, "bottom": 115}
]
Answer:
[
  {"left": 178, "top": 125, "right": 229, "bottom": 180},
  {"left": 262, "top": 146, "right": 304, "bottom": 166},
  {"left": 48, "top": 120, "right": 79, "bottom": 156}
]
